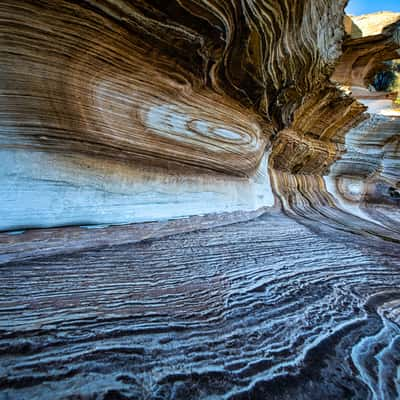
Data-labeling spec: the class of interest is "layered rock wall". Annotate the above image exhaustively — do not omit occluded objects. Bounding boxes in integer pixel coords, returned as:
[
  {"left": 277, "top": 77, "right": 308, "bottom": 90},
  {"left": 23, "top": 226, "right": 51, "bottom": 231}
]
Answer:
[
  {"left": 2, "top": 4, "right": 400, "bottom": 400},
  {"left": 0, "top": 0, "right": 369, "bottom": 230},
  {"left": 327, "top": 12, "right": 400, "bottom": 234}
]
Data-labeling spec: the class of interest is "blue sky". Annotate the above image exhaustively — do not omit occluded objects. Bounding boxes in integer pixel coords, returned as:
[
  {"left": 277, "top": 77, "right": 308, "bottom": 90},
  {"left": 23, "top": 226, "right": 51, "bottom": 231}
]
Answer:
[{"left": 346, "top": 0, "right": 400, "bottom": 15}]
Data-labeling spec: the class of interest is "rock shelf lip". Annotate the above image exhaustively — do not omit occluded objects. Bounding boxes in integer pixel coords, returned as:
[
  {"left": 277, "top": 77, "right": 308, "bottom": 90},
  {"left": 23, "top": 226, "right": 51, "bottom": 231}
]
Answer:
[{"left": 0, "top": 206, "right": 273, "bottom": 265}]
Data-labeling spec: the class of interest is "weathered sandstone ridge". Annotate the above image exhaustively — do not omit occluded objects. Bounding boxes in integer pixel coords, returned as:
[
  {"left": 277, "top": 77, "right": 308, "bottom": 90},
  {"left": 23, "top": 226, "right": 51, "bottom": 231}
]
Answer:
[
  {"left": 1, "top": 2, "right": 400, "bottom": 400},
  {"left": 334, "top": 12, "right": 400, "bottom": 89}
]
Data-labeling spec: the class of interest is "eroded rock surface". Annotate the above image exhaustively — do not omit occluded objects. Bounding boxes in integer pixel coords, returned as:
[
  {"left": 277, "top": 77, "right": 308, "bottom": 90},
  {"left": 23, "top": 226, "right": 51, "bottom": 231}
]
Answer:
[
  {"left": 0, "top": 0, "right": 368, "bottom": 230},
  {"left": 1, "top": 211, "right": 400, "bottom": 400},
  {"left": 333, "top": 11, "right": 400, "bottom": 89},
  {"left": 1, "top": 2, "right": 400, "bottom": 400}
]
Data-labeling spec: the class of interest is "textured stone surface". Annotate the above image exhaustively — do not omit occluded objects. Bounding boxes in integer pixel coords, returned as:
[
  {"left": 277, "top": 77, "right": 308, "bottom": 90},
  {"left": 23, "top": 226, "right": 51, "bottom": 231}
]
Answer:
[
  {"left": 1, "top": 2, "right": 400, "bottom": 400},
  {"left": 1, "top": 210, "right": 400, "bottom": 400},
  {"left": 0, "top": 149, "right": 273, "bottom": 231},
  {"left": 0, "top": 0, "right": 368, "bottom": 231},
  {"left": 326, "top": 112, "right": 400, "bottom": 231},
  {"left": 333, "top": 12, "right": 400, "bottom": 89}
]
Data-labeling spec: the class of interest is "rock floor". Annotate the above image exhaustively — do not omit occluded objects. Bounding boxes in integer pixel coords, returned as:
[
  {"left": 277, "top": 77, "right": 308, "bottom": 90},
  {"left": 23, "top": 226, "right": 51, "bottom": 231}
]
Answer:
[{"left": 1, "top": 210, "right": 399, "bottom": 399}]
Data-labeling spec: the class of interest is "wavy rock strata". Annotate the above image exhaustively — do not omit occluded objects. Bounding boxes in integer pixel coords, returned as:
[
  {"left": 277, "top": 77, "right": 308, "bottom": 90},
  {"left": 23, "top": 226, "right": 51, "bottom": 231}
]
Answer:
[
  {"left": 1, "top": 2, "right": 400, "bottom": 400},
  {"left": 0, "top": 0, "right": 368, "bottom": 230}
]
